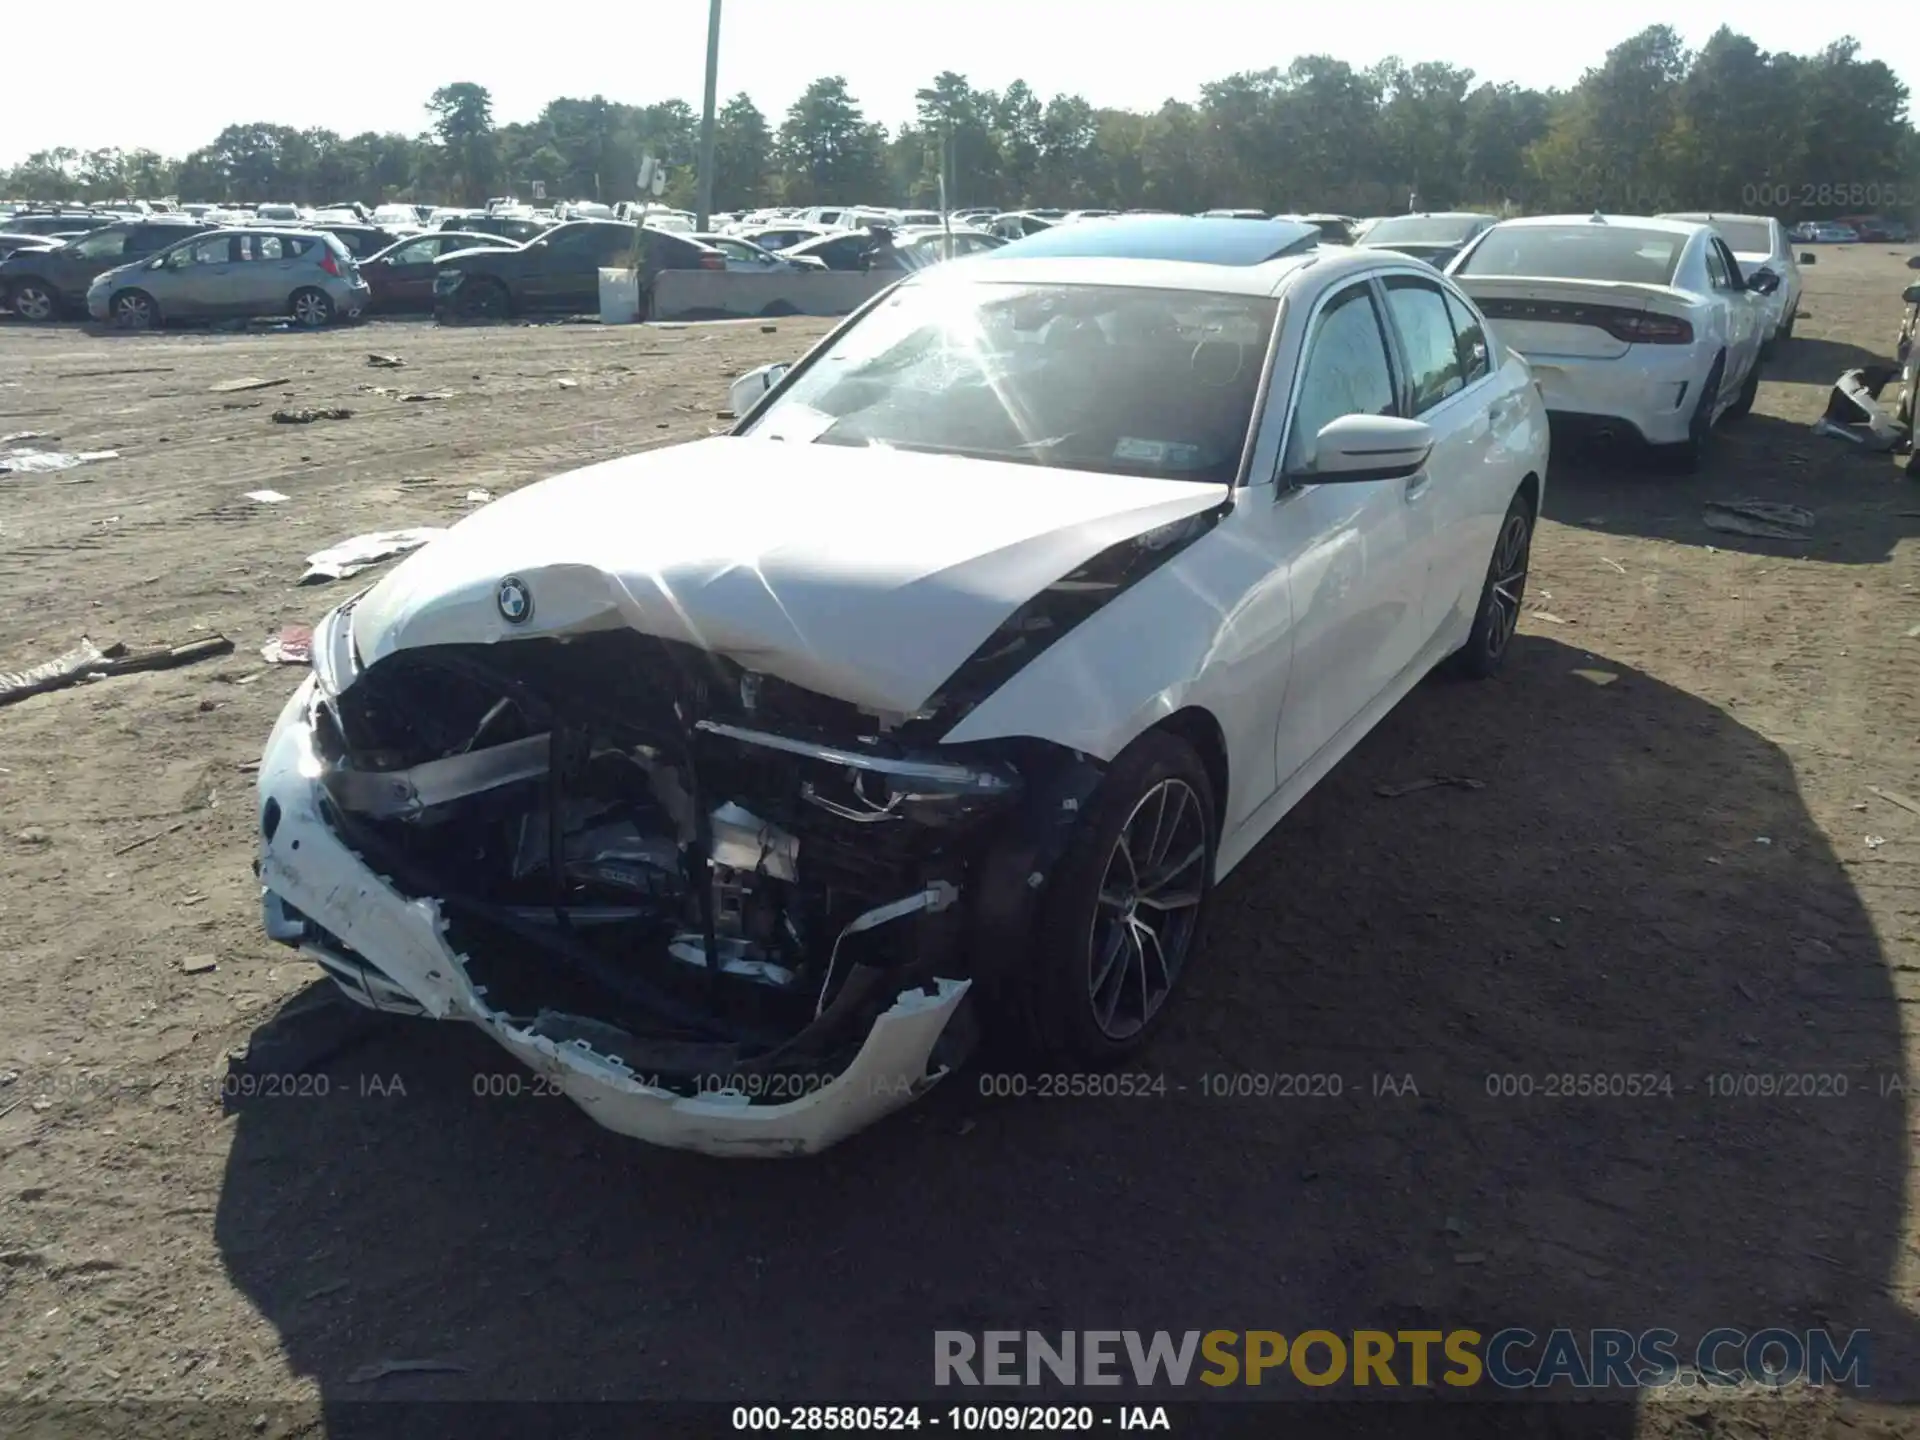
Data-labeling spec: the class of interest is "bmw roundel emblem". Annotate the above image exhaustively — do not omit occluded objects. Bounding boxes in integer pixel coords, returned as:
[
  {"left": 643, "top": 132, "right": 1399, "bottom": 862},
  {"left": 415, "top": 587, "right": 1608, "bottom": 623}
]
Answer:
[{"left": 497, "top": 576, "right": 533, "bottom": 625}]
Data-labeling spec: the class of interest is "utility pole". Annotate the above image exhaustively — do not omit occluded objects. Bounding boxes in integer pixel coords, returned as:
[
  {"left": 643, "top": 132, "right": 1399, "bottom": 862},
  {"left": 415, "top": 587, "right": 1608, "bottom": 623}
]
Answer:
[{"left": 695, "top": 0, "right": 722, "bottom": 230}]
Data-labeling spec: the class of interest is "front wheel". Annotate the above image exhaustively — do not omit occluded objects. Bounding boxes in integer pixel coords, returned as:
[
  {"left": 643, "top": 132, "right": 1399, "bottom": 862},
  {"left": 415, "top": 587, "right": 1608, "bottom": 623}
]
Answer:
[
  {"left": 1017, "top": 731, "right": 1217, "bottom": 1064},
  {"left": 9, "top": 280, "right": 59, "bottom": 322},
  {"left": 457, "top": 278, "right": 511, "bottom": 321},
  {"left": 110, "top": 289, "right": 158, "bottom": 330},
  {"left": 290, "top": 288, "right": 335, "bottom": 328},
  {"left": 1447, "top": 491, "right": 1534, "bottom": 680}
]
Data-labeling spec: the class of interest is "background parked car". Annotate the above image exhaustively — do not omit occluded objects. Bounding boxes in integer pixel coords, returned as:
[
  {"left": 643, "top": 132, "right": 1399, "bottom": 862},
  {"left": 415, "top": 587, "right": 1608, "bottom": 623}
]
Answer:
[
  {"left": 1448, "top": 214, "right": 1772, "bottom": 470},
  {"left": 358, "top": 231, "right": 520, "bottom": 311},
  {"left": 4, "top": 210, "right": 121, "bottom": 236},
  {"left": 253, "top": 203, "right": 311, "bottom": 223},
  {"left": 0, "top": 216, "right": 210, "bottom": 320},
  {"left": 0, "top": 233, "right": 59, "bottom": 262},
  {"left": 437, "top": 213, "right": 551, "bottom": 244},
  {"left": 727, "top": 223, "right": 829, "bottom": 252},
  {"left": 1660, "top": 212, "right": 1804, "bottom": 348},
  {"left": 1354, "top": 212, "right": 1497, "bottom": 269},
  {"left": 298, "top": 222, "right": 405, "bottom": 259},
  {"left": 87, "top": 228, "right": 368, "bottom": 330},
  {"left": 688, "top": 232, "right": 826, "bottom": 272},
  {"left": 433, "top": 220, "right": 723, "bottom": 321}
]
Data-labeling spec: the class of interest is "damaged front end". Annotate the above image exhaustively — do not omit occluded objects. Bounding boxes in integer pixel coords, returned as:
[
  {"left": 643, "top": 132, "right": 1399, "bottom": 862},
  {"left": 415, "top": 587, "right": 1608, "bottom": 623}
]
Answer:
[{"left": 256, "top": 604, "right": 1101, "bottom": 1156}]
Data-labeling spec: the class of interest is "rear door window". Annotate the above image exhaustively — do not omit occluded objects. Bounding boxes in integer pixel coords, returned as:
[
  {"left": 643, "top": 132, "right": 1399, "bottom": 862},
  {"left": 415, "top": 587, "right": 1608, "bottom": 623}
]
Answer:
[
  {"left": 1442, "top": 289, "right": 1491, "bottom": 385},
  {"left": 1383, "top": 276, "right": 1467, "bottom": 414}
]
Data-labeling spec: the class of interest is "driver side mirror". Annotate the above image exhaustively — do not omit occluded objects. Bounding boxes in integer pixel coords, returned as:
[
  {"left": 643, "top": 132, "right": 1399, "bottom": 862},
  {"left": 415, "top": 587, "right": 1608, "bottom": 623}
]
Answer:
[
  {"left": 1748, "top": 267, "right": 1780, "bottom": 295},
  {"left": 1287, "top": 414, "right": 1434, "bottom": 484},
  {"left": 1799, "top": 252, "right": 1816, "bottom": 265},
  {"left": 1903, "top": 283, "right": 1920, "bottom": 307},
  {"left": 728, "top": 362, "right": 789, "bottom": 417}
]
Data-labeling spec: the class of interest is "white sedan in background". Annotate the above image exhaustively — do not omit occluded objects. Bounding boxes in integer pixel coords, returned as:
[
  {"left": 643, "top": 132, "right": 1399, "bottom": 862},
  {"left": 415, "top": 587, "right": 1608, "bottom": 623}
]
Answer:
[
  {"left": 254, "top": 219, "right": 1549, "bottom": 1156},
  {"left": 1448, "top": 214, "right": 1774, "bottom": 469},
  {"left": 1660, "top": 212, "right": 1804, "bottom": 349}
]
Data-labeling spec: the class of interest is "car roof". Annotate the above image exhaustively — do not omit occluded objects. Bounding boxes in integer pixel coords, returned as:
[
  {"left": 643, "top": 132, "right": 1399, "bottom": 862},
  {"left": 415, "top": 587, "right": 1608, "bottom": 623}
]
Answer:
[
  {"left": 1658, "top": 211, "right": 1773, "bottom": 227},
  {"left": 908, "top": 250, "right": 1348, "bottom": 298},
  {"left": 981, "top": 215, "right": 1321, "bottom": 267},
  {"left": 1369, "top": 211, "right": 1493, "bottom": 222},
  {"left": 1493, "top": 213, "right": 1705, "bottom": 237}
]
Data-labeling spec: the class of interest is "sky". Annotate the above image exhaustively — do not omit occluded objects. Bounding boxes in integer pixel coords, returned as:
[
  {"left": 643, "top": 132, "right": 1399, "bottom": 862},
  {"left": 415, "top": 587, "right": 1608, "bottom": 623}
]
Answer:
[{"left": 4, "top": 0, "right": 1914, "bottom": 165}]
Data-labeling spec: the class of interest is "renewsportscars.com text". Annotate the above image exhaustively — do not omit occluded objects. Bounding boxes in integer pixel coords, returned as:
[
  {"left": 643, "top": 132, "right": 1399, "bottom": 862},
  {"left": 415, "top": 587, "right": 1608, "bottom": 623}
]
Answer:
[{"left": 934, "top": 1329, "right": 1870, "bottom": 1390}]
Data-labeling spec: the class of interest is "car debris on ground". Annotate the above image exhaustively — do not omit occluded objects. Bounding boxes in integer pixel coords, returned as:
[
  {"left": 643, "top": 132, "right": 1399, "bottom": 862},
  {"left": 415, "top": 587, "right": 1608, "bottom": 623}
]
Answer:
[
  {"left": 1812, "top": 366, "right": 1907, "bottom": 450},
  {"left": 0, "top": 635, "right": 234, "bottom": 708},
  {"left": 271, "top": 407, "right": 354, "bottom": 425},
  {"left": 298, "top": 528, "right": 444, "bottom": 584},
  {"left": 366, "top": 354, "right": 405, "bottom": 368},
  {"left": 210, "top": 377, "right": 291, "bottom": 394},
  {"left": 261, "top": 625, "right": 314, "bottom": 664},
  {"left": 244, "top": 489, "right": 290, "bottom": 504},
  {"left": 1702, "top": 500, "right": 1816, "bottom": 540}
]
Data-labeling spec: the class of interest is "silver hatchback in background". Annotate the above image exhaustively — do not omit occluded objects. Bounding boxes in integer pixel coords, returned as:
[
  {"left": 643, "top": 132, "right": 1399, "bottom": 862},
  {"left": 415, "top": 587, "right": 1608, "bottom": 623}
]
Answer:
[{"left": 86, "top": 228, "right": 371, "bottom": 329}]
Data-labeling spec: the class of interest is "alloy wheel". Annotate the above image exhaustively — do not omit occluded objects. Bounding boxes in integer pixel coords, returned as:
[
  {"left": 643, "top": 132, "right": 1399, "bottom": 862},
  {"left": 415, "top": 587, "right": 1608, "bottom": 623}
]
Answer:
[
  {"left": 1087, "top": 778, "right": 1207, "bottom": 1040},
  {"left": 112, "top": 293, "right": 153, "bottom": 330},
  {"left": 1483, "top": 511, "right": 1531, "bottom": 660},
  {"left": 293, "top": 291, "right": 332, "bottom": 327},
  {"left": 13, "top": 285, "right": 54, "bottom": 321}
]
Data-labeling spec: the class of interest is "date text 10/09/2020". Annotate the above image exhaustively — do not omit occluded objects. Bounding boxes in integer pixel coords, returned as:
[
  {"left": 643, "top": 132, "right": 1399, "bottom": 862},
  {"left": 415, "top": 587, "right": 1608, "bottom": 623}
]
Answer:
[{"left": 732, "top": 1407, "right": 1170, "bottom": 1431}]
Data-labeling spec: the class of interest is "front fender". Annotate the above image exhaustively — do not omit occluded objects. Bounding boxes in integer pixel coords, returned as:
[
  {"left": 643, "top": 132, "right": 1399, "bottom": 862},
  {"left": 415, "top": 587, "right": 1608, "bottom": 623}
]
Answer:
[{"left": 939, "top": 523, "right": 1291, "bottom": 834}]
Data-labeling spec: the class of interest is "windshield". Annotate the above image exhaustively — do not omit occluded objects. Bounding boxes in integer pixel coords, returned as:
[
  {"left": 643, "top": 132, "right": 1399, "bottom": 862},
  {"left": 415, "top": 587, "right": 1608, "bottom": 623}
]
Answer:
[
  {"left": 1458, "top": 225, "right": 1684, "bottom": 285},
  {"left": 744, "top": 280, "right": 1278, "bottom": 484},
  {"left": 1364, "top": 215, "right": 1485, "bottom": 246}
]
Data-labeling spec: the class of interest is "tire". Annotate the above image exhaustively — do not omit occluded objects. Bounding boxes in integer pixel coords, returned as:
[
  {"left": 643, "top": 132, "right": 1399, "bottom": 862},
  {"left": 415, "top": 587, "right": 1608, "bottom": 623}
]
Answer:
[
  {"left": 1016, "top": 731, "right": 1217, "bottom": 1065},
  {"left": 1725, "top": 355, "right": 1761, "bottom": 421},
  {"left": 458, "top": 278, "right": 510, "bottom": 322},
  {"left": 1654, "top": 352, "right": 1724, "bottom": 474},
  {"left": 9, "top": 279, "right": 59, "bottom": 322},
  {"left": 1780, "top": 307, "right": 1796, "bottom": 342},
  {"left": 109, "top": 289, "right": 158, "bottom": 331},
  {"left": 290, "top": 287, "right": 335, "bottom": 328},
  {"left": 1447, "top": 490, "right": 1535, "bottom": 680}
]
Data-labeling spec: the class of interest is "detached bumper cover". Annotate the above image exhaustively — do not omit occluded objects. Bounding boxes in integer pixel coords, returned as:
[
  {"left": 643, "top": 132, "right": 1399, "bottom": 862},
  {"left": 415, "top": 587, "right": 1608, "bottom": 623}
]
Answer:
[{"left": 255, "top": 677, "right": 971, "bottom": 1157}]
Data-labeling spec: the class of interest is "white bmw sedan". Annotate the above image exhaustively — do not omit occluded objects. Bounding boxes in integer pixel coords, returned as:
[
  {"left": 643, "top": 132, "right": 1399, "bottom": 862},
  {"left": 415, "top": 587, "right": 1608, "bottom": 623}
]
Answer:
[
  {"left": 254, "top": 221, "right": 1550, "bottom": 1156},
  {"left": 1448, "top": 214, "right": 1774, "bottom": 469}
]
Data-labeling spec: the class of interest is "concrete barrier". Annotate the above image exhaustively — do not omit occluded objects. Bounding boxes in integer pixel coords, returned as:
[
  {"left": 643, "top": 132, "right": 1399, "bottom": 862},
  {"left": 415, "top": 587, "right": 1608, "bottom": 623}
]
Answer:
[{"left": 649, "top": 269, "right": 896, "bottom": 323}]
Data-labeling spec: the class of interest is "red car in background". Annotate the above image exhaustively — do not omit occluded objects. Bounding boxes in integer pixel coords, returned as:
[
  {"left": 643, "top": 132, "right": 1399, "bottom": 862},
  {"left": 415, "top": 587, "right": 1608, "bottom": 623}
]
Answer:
[{"left": 358, "top": 231, "right": 519, "bottom": 312}]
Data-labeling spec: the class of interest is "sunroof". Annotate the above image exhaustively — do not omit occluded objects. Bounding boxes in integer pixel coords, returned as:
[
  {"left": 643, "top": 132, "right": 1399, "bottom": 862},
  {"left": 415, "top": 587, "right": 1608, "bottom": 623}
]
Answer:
[{"left": 982, "top": 216, "right": 1320, "bottom": 266}]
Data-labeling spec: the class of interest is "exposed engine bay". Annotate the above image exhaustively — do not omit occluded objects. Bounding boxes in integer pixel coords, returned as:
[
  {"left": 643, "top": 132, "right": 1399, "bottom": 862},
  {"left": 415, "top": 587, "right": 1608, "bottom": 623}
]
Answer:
[{"left": 271, "top": 620, "right": 1104, "bottom": 1104}]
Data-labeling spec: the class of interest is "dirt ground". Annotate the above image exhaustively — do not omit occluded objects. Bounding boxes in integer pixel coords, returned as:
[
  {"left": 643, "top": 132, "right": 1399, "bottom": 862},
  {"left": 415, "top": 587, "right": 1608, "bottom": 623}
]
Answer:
[{"left": 4, "top": 255, "right": 1920, "bottom": 1437}]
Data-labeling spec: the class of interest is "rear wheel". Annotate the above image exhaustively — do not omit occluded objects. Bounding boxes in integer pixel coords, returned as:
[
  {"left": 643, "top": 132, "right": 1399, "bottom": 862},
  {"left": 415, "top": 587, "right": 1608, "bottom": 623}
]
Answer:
[
  {"left": 1016, "top": 731, "right": 1216, "bottom": 1064},
  {"left": 290, "top": 288, "right": 335, "bottom": 328},
  {"left": 10, "top": 280, "right": 59, "bottom": 322},
  {"left": 1725, "top": 356, "right": 1761, "bottom": 421},
  {"left": 110, "top": 289, "right": 158, "bottom": 330},
  {"left": 1655, "top": 353, "right": 1724, "bottom": 473},
  {"left": 1448, "top": 490, "right": 1534, "bottom": 679}
]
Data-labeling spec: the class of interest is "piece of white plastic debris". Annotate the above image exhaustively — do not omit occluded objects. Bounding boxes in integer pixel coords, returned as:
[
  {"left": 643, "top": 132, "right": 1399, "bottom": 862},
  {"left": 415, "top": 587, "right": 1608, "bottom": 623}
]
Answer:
[
  {"left": 465, "top": 489, "right": 493, "bottom": 503},
  {"left": 1865, "top": 835, "right": 1886, "bottom": 849},
  {"left": 299, "top": 527, "right": 444, "bottom": 584},
  {"left": 1, "top": 448, "right": 119, "bottom": 475},
  {"left": 244, "top": 489, "right": 290, "bottom": 504}
]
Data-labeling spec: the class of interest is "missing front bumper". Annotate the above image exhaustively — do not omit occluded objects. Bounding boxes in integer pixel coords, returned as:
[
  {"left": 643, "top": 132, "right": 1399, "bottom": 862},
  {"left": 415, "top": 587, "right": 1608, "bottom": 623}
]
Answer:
[{"left": 255, "top": 677, "right": 972, "bottom": 1156}]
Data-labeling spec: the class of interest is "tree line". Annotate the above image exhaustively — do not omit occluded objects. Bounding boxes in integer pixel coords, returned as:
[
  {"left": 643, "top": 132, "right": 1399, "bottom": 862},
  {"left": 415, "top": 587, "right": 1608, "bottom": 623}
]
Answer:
[{"left": 5, "top": 27, "right": 1915, "bottom": 221}]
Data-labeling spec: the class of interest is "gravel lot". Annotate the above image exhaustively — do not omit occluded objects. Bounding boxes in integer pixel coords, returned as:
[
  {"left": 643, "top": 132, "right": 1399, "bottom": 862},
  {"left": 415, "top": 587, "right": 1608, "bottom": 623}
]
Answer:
[{"left": 4, "top": 256, "right": 1920, "bottom": 1436}]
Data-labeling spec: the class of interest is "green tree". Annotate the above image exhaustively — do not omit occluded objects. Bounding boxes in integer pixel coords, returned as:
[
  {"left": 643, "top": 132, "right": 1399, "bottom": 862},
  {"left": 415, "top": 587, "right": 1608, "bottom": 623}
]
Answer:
[
  {"left": 774, "top": 76, "right": 888, "bottom": 204},
  {"left": 428, "top": 82, "right": 498, "bottom": 203},
  {"left": 712, "top": 94, "right": 773, "bottom": 210}
]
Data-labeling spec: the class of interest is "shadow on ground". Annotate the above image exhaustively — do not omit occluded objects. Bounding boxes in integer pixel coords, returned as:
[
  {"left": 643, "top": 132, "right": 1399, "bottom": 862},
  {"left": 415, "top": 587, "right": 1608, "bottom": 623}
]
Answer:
[
  {"left": 1545, "top": 409, "right": 1920, "bottom": 563},
  {"left": 213, "top": 637, "right": 1916, "bottom": 1428}
]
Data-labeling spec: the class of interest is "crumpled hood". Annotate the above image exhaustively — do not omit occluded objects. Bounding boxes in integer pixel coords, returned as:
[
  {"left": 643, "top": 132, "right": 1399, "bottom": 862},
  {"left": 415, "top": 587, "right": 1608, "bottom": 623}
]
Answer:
[{"left": 348, "top": 435, "right": 1226, "bottom": 715}]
